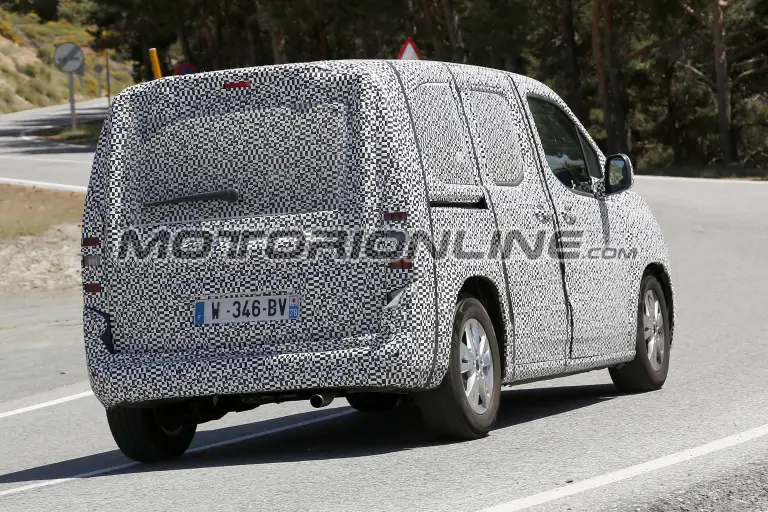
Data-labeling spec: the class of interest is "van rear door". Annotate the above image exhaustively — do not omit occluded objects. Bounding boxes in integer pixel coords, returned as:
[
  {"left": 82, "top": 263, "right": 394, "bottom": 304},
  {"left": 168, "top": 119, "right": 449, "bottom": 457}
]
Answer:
[{"left": 102, "top": 66, "right": 387, "bottom": 356}]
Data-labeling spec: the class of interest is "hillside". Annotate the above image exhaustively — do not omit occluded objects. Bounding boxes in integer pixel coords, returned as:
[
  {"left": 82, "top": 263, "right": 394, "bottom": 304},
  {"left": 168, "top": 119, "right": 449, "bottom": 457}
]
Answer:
[{"left": 0, "top": 8, "right": 133, "bottom": 113}]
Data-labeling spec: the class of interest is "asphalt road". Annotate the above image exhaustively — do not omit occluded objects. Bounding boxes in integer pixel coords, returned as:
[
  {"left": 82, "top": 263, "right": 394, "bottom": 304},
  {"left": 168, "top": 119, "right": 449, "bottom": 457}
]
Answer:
[
  {"left": 1, "top": 104, "right": 768, "bottom": 511},
  {"left": 0, "top": 98, "right": 105, "bottom": 190}
]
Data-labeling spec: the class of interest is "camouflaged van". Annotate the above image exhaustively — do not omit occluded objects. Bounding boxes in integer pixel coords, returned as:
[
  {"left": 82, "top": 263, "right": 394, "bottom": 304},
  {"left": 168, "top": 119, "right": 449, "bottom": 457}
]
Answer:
[{"left": 82, "top": 60, "right": 674, "bottom": 462}]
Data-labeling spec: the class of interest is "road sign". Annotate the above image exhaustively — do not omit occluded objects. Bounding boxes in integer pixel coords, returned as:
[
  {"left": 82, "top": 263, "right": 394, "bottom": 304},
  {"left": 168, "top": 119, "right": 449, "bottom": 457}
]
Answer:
[
  {"left": 94, "top": 63, "right": 103, "bottom": 74},
  {"left": 174, "top": 61, "right": 199, "bottom": 75},
  {"left": 54, "top": 42, "right": 84, "bottom": 73},
  {"left": 397, "top": 38, "right": 423, "bottom": 60},
  {"left": 54, "top": 43, "right": 84, "bottom": 130}
]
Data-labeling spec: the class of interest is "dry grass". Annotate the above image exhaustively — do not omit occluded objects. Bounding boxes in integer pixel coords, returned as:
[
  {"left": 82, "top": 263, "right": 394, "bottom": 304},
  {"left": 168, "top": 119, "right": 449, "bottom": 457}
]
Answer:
[
  {"left": 0, "top": 9, "right": 134, "bottom": 114},
  {"left": 35, "top": 119, "right": 103, "bottom": 146},
  {"left": 0, "top": 184, "right": 84, "bottom": 238}
]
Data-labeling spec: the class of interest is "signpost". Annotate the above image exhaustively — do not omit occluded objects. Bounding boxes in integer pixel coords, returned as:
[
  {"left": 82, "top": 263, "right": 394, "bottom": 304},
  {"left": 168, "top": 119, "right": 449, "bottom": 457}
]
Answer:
[
  {"left": 397, "top": 38, "right": 423, "bottom": 60},
  {"left": 94, "top": 63, "right": 103, "bottom": 98},
  {"left": 54, "top": 42, "right": 84, "bottom": 130},
  {"left": 105, "top": 51, "right": 111, "bottom": 107},
  {"left": 173, "top": 61, "right": 199, "bottom": 75}
]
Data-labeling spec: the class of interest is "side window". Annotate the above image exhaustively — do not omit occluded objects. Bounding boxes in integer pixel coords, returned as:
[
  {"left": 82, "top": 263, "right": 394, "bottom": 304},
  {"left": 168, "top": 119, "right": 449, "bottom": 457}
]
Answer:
[
  {"left": 527, "top": 97, "right": 591, "bottom": 190},
  {"left": 579, "top": 133, "right": 602, "bottom": 179},
  {"left": 464, "top": 90, "right": 523, "bottom": 185},
  {"left": 410, "top": 83, "right": 476, "bottom": 186}
]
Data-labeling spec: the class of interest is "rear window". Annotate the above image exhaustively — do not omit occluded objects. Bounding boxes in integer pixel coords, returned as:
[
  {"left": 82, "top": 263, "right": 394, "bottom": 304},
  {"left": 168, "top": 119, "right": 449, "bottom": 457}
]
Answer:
[{"left": 133, "top": 102, "right": 350, "bottom": 224}]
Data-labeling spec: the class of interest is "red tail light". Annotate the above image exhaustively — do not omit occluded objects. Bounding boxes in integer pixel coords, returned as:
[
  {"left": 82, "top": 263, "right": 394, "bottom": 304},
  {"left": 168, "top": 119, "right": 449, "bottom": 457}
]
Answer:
[
  {"left": 223, "top": 81, "right": 251, "bottom": 89},
  {"left": 389, "top": 258, "right": 413, "bottom": 270},
  {"left": 84, "top": 283, "right": 102, "bottom": 293},
  {"left": 383, "top": 212, "right": 407, "bottom": 222}
]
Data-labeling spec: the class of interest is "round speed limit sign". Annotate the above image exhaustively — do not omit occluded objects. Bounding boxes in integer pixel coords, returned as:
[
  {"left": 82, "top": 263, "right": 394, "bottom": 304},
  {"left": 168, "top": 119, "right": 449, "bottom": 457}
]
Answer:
[{"left": 54, "top": 42, "right": 85, "bottom": 73}]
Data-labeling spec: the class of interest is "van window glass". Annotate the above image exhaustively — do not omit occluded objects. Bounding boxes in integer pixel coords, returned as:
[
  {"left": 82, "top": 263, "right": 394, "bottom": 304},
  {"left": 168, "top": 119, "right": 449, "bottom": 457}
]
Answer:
[
  {"left": 579, "top": 132, "right": 602, "bottom": 179},
  {"left": 465, "top": 90, "right": 523, "bottom": 185},
  {"left": 411, "top": 83, "right": 477, "bottom": 186},
  {"left": 527, "top": 97, "right": 591, "bottom": 190}
]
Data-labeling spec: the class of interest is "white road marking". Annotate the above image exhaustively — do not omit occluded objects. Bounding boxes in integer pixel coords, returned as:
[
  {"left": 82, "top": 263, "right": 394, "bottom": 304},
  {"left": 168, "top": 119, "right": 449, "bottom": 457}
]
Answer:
[
  {"left": 0, "top": 154, "right": 90, "bottom": 165},
  {"left": 0, "top": 391, "right": 94, "bottom": 420},
  {"left": 0, "top": 177, "right": 86, "bottom": 192},
  {"left": 635, "top": 174, "right": 768, "bottom": 184},
  {"left": 476, "top": 422, "right": 768, "bottom": 511},
  {"left": 0, "top": 409, "right": 355, "bottom": 498}
]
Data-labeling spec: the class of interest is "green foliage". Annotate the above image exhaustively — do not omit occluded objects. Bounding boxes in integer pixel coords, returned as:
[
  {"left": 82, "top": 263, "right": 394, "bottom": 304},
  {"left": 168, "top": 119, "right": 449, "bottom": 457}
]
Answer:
[
  {"left": 58, "top": 0, "right": 92, "bottom": 23},
  {"left": 81, "top": 0, "right": 765, "bottom": 168},
  {"left": 0, "top": 9, "right": 20, "bottom": 43},
  {"left": 0, "top": 5, "right": 133, "bottom": 112},
  {"left": 3, "top": 0, "right": 766, "bottom": 167}
]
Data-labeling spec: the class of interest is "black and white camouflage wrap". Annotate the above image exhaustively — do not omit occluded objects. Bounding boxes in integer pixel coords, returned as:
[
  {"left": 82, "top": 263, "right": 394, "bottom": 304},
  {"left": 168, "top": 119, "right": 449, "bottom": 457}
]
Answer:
[{"left": 82, "top": 60, "right": 674, "bottom": 408}]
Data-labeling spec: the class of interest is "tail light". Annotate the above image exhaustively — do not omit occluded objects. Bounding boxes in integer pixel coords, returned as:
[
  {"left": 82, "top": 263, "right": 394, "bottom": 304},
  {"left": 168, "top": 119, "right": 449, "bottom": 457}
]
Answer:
[
  {"left": 223, "top": 81, "right": 251, "bottom": 89},
  {"left": 382, "top": 212, "right": 407, "bottom": 222},
  {"left": 82, "top": 236, "right": 102, "bottom": 292},
  {"left": 84, "top": 283, "right": 102, "bottom": 293},
  {"left": 389, "top": 258, "right": 413, "bottom": 270},
  {"left": 82, "top": 255, "right": 101, "bottom": 267}
]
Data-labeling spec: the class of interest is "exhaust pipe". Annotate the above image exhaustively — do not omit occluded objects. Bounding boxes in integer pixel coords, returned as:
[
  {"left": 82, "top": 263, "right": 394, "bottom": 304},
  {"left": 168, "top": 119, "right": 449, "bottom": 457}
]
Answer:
[{"left": 310, "top": 392, "right": 335, "bottom": 409}]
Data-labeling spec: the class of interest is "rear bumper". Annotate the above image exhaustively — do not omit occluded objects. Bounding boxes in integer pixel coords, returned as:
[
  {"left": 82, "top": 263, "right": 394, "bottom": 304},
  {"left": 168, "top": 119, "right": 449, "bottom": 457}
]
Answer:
[{"left": 85, "top": 327, "right": 428, "bottom": 408}]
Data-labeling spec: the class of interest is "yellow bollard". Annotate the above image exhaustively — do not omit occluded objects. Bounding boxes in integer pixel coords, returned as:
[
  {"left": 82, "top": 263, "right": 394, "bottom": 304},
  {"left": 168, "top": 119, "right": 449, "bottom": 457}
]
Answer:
[{"left": 148, "top": 48, "right": 162, "bottom": 79}]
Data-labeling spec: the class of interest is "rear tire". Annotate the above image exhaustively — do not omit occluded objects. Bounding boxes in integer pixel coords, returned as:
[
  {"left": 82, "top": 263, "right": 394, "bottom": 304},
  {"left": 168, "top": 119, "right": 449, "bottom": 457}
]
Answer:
[
  {"left": 610, "top": 274, "right": 671, "bottom": 392},
  {"left": 414, "top": 295, "right": 501, "bottom": 440},
  {"left": 346, "top": 392, "right": 401, "bottom": 412},
  {"left": 106, "top": 404, "right": 196, "bottom": 463}
]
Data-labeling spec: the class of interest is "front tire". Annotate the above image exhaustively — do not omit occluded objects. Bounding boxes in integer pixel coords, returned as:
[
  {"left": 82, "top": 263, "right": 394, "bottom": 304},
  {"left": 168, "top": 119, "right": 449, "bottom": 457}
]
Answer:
[
  {"left": 414, "top": 295, "right": 502, "bottom": 440},
  {"left": 610, "top": 274, "right": 671, "bottom": 392},
  {"left": 106, "top": 404, "right": 196, "bottom": 463}
]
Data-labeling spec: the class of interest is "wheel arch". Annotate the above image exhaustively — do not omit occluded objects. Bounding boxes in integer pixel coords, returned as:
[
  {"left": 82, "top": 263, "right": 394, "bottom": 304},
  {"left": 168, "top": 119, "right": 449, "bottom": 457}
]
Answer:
[
  {"left": 459, "top": 276, "right": 509, "bottom": 371},
  {"left": 645, "top": 262, "right": 675, "bottom": 346}
]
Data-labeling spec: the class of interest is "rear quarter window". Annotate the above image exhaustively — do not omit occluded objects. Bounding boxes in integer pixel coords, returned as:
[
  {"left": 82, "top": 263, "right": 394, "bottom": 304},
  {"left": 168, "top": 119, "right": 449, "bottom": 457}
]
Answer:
[
  {"left": 409, "top": 83, "right": 477, "bottom": 187},
  {"left": 464, "top": 90, "right": 524, "bottom": 185}
]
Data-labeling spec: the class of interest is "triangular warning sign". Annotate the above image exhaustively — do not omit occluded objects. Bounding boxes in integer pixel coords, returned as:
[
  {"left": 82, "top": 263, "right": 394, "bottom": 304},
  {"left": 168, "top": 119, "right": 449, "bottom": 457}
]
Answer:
[{"left": 397, "top": 38, "right": 423, "bottom": 60}]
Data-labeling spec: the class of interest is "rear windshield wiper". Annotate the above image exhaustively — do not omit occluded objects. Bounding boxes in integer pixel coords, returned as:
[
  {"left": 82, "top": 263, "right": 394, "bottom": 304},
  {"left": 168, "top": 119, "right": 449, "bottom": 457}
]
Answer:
[{"left": 144, "top": 188, "right": 240, "bottom": 208}]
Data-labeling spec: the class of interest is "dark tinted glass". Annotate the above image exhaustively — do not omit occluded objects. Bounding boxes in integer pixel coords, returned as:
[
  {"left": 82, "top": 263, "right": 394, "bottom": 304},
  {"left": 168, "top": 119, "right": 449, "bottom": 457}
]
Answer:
[{"left": 527, "top": 98, "right": 591, "bottom": 189}]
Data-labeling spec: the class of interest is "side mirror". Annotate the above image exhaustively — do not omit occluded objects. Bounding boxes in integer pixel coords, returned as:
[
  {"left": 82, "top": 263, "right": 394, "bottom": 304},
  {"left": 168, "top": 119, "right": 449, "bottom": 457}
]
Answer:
[{"left": 604, "top": 154, "right": 634, "bottom": 195}]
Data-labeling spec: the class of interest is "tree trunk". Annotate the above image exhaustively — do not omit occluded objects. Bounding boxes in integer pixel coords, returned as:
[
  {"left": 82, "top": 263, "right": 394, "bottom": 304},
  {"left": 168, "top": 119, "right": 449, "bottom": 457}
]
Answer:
[
  {"left": 713, "top": 0, "right": 738, "bottom": 164},
  {"left": 592, "top": 0, "right": 616, "bottom": 153},
  {"left": 664, "top": 64, "right": 682, "bottom": 164},
  {"left": 215, "top": 2, "right": 224, "bottom": 68},
  {"left": 439, "top": 0, "right": 464, "bottom": 62},
  {"left": 419, "top": 0, "right": 446, "bottom": 60},
  {"left": 405, "top": 0, "right": 416, "bottom": 39},
  {"left": 601, "top": 0, "right": 629, "bottom": 154},
  {"left": 255, "top": 0, "right": 288, "bottom": 64},
  {"left": 559, "top": 0, "right": 586, "bottom": 124},
  {"left": 172, "top": 0, "right": 195, "bottom": 65},
  {"left": 316, "top": 22, "right": 329, "bottom": 60}
]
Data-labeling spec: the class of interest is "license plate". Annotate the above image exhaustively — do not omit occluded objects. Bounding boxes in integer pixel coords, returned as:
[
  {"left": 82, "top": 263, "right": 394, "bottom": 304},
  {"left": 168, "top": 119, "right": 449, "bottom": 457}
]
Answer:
[{"left": 194, "top": 294, "right": 300, "bottom": 326}]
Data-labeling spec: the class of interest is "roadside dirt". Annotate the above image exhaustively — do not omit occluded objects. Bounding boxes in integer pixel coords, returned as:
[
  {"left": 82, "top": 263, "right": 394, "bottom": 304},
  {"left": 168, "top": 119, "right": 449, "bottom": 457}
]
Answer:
[{"left": 0, "top": 223, "right": 81, "bottom": 293}]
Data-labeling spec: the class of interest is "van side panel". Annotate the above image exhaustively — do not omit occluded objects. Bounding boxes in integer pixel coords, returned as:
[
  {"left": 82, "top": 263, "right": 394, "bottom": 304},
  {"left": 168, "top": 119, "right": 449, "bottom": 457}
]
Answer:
[
  {"left": 448, "top": 64, "right": 574, "bottom": 381},
  {"left": 510, "top": 74, "right": 674, "bottom": 371},
  {"left": 389, "top": 61, "right": 511, "bottom": 389}
]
